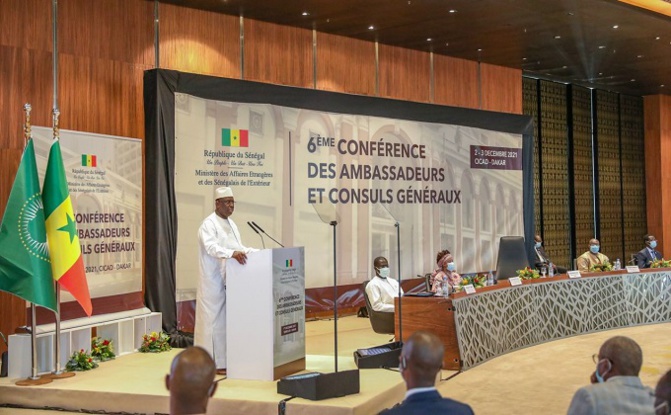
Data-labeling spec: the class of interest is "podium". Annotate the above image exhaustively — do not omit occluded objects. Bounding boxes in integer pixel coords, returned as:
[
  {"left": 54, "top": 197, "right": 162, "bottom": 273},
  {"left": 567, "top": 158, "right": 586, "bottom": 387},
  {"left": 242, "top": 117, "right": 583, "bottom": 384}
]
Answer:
[{"left": 226, "top": 247, "right": 306, "bottom": 381}]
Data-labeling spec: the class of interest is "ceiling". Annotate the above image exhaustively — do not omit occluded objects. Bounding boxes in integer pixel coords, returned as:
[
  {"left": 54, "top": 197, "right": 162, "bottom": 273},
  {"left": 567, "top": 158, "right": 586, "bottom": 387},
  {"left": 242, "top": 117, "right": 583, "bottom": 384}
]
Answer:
[{"left": 160, "top": 0, "right": 671, "bottom": 96}]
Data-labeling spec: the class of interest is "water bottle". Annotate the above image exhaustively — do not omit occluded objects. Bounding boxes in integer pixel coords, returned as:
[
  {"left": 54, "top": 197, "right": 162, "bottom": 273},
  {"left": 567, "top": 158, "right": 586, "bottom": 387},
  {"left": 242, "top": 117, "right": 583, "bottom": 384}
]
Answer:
[
  {"left": 614, "top": 258, "right": 621, "bottom": 270},
  {"left": 442, "top": 275, "right": 450, "bottom": 297},
  {"left": 548, "top": 262, "right": 554, "bottom": 277},
  {"left": 435, "top": 277, "right": 442, "bottom": 296},
  {"left": 487, "top": 271, "right": 494, "bottom": 286}
]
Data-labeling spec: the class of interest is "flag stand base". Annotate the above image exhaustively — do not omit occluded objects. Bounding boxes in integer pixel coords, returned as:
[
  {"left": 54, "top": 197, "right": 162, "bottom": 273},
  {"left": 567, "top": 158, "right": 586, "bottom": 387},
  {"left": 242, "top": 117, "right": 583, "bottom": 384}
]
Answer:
[
  {"left": 16, "top": 376, "right": 53, "bottom": 386},
  {"left": 47, "top": 371, "right": 75, "bottom": 379}
]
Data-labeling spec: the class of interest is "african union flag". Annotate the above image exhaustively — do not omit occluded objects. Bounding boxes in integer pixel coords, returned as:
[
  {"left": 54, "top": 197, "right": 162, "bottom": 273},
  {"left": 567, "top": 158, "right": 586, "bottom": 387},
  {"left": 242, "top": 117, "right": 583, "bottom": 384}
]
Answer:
[
  {"left": 0, "top": 139, "right": 56, "bottom": 311},
  {"left": 222, "top": 128, "right": 249, "bottom": 147},
  {"left": 43, "top": 139, "right": 92, "bottom": 316}
]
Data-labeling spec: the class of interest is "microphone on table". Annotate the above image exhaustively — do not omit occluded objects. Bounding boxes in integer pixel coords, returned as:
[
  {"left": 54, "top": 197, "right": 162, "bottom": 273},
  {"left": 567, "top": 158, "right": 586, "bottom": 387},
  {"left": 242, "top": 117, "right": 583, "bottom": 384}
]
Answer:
[
  {"left": 247, "top": 221, "right": 265, "bottom": 249},
  {"left": 251, "top": 221, "right": 284, "bottom": 248}
]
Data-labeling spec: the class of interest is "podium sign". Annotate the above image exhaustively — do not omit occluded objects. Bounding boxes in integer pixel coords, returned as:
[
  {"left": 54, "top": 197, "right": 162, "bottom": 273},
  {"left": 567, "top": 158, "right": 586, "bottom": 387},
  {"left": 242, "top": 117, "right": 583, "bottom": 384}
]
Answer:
[{"left": 226, "top": 247, "right": 306, "bottom": 381}]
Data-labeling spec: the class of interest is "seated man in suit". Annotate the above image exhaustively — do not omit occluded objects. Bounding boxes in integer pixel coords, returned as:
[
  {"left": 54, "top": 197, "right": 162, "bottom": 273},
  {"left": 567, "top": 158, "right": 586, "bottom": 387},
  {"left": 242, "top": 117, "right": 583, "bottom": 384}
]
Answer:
[
  {"left": 380, "top": 331, "right": 473, "bottom": 415},
  {"left": 532, "top": 234, "right": 567, "bottom": 274},
  {"left": 165, "top": 346, "right": 218, "bottom": 415},
  {"left": 635, "top": 234, "right": 663, "bottom": 269},
  {"left": 567, "top": 336, "right": 655, "bottom": 415},
  {"left": 577, "top": 238, "right": 609, "bottom": 272},
  {"left": 655, "top": 370, "right": 671, "bottom": 415},
  {"left": 365, "top": 256, "right": 403, "bottom": 313}
]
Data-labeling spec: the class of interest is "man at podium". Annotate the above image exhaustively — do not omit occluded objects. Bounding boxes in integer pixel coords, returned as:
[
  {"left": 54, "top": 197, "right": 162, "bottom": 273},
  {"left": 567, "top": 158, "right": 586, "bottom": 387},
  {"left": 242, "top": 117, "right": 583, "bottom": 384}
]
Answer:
[{"left": 195, "top": 186, "right": 257, "bottom": 375}]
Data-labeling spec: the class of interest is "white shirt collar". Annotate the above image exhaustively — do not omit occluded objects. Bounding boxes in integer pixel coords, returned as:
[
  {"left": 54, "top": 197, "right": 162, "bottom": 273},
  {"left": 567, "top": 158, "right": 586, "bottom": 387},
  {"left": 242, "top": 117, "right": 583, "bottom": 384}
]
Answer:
[{"left": 405, "top": 386, "right": 437, "bottom": 399}]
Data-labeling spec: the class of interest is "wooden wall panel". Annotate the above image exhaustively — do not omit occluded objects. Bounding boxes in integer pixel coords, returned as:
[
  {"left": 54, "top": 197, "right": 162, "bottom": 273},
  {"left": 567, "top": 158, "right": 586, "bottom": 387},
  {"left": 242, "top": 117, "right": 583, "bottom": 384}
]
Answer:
[
  {"left": 0, "top": 46, "right": 53, "bottom": 150},
  {"left": 434, "top": 55, "right": 479, "bottom": 109},
  {"left": 644, "top": 94, "right": 671, "bottom": 258},
  {"left": 160, "top": 3, "right": 240, "bottom": 78},
  {"left": 0, "top": 0, "right": 52, "bottom": 51},
  {"left": 244, "top": 19, "right": 313, "bottom": 88},
  {"left": 58, "top": 0, "right": 154, "bottom": 66},
  {"left": 572, "top": 86, "right": 595, "bottom": 257},
  {"left": 316, "top": 32, "right": 375, "bottom": 96},
  {"left": 58, "top": 54, "right": 146, "bottom": 139},
  {"left": 378, "top": 44, "right": 430, "bottom": 102},
  {"left": 480, "top": 63, "right": 522, "bottom": 114}
]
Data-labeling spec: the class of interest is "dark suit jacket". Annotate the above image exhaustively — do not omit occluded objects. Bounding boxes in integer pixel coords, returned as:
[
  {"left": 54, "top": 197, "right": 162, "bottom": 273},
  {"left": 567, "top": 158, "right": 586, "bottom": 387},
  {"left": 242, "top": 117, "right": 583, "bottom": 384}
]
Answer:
[
  {"left": 379, "top": 390, "right": 474, "bottom": 415},
  {"left": 532, "top": 247, "right": 568, "bottom": 274},
  {"left": 635, "top": 247, "right": 662, "bottom": 268}
]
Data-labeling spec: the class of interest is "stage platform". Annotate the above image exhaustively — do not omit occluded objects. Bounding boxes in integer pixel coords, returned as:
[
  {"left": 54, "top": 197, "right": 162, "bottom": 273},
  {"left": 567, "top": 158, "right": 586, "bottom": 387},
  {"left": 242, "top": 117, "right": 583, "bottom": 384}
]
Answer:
[{"left": 1, "top": 317, "right": 669, "bottom": 415}]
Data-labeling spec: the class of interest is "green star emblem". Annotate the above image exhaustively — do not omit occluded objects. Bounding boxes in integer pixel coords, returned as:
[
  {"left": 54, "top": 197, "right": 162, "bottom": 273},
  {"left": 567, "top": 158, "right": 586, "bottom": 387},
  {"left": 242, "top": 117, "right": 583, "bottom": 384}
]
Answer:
[{"left": 58, "top": 213, "right": 77, "bottom": 244}]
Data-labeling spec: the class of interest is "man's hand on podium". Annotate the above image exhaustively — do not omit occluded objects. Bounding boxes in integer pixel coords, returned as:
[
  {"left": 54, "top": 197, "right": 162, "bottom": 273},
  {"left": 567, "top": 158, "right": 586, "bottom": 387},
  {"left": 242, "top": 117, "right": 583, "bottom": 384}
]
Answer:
[{"left": 232, "top": 251, "right": 247, "bottom": 264}]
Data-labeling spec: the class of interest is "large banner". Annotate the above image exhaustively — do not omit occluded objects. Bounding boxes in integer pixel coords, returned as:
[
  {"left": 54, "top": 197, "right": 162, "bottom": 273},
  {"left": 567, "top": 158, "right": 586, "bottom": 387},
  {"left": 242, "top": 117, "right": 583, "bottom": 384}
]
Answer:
[
  {"left": 32, "top": 127, "right": 143, "bottom": 305},
  {"left": 174, "top": 94, "right": 523, "bottom": 300}
]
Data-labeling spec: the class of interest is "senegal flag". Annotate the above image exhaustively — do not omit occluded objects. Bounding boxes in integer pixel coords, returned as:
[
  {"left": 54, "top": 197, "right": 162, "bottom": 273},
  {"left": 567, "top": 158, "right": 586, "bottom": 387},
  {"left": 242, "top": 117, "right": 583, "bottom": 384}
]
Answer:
[
  {"left": 43, "top": 139, "right": 92, "bottom": 316},
  {"left": 0, "top": 139, "right": 57, "bottom": 311},
  {"left": 222, "top": 128, "right": 249, "bottom": 147}
]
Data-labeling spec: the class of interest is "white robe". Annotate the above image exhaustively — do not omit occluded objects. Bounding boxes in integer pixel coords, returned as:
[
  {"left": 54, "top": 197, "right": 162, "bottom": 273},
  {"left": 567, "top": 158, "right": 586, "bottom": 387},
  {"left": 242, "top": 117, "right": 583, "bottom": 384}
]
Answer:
[{"left": 195, "top": 212, "right": 255, "bottom": 368}]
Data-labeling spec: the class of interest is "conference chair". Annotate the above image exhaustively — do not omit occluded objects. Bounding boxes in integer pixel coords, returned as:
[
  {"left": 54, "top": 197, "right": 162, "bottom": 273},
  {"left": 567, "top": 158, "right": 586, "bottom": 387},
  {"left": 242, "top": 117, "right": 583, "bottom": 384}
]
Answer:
[{"left": 362, "top": 281, "right": 395, "bottom": 335}]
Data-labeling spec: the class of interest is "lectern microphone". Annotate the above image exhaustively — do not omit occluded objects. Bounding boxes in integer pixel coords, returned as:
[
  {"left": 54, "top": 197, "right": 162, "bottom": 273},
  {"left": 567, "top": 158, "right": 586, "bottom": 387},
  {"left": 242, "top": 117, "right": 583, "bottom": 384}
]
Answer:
[
  {"left": 247, "top": 221, "right": 265, "bottom": 249},
  {"left": 252, "top": 221, "right": 284, "bottom": 247}
]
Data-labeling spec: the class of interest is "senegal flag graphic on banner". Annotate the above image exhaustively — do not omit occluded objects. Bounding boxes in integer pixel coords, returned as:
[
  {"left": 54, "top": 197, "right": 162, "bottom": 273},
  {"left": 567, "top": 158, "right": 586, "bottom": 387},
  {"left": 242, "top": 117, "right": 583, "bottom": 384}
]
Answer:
[
  {"left": 222, "top": 128, "right": 249, "bottom": 147},
  {"left": 43, "top": 139, "right": 92, "bottom": 316},
  {"left": 0, "top": 139, "right": 57, "bottom": 311}
]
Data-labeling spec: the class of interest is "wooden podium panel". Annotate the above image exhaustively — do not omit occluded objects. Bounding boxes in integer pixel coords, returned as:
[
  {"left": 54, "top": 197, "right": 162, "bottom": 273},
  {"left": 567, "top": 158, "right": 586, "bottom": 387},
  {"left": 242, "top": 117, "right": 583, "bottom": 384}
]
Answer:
[{"left": 394, "top": 296, "right": 460, "bottom": 370}]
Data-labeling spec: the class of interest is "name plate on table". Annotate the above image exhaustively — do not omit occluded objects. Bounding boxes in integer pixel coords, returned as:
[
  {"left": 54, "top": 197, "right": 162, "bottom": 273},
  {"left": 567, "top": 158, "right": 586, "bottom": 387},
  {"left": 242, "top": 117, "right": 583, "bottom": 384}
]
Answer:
[
  {"left": 568, "top": 271, "right": 582, "bottom": 279},
  {"left": 626, "top": 265, "right": 640, "bottom": 273},
  {"left": 463, "top": 284, "right": 476, "bottom": 294},
  {"left": 508, "top": 277, "right": 522, "bottom": 286}
]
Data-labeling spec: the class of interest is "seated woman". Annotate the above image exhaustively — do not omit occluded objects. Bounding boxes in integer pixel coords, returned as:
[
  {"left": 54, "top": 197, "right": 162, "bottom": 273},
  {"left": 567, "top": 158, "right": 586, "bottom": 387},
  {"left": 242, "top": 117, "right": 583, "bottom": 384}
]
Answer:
[{"left": 431, "top": 250, "right": 461, "bottom": 293}]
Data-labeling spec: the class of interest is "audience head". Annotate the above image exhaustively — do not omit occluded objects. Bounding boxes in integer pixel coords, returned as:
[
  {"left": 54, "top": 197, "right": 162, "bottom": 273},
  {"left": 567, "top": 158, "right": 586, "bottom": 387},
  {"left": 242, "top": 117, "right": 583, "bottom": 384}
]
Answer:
[
  {"left": 589, "top": 238, "right": 600, "bottom": 254},
  {"left": 374, "top": 256, "right": 390, "bottom": 279},
  {"left": 165, "top": 346, "right": 217, "bottom": 415},
  {"left": 534, "top": 234, "right": 543, "bottom": 248},
  {"left": 593, "top": 336, "right": 643, "bottom": 383},
  {"left": 399, "top": 331, "right": 444, "bottom": 389},
  {"left": 436, "top": 250, "right": 451, "bottom": 266},
  {"left": 644, "top": 234, "right": 658, "bottom": 249},
  {"left": 656, "top": 370, "right": 671, "bottom": 415}
]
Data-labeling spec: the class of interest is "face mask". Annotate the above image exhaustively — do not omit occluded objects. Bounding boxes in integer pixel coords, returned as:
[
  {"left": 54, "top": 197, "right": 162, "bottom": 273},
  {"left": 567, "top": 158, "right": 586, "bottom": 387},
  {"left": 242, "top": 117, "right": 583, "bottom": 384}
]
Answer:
[
  {"left": 377, "top": 267, "right": 390, "bottom": 279},
  {"left": 447, "top": 262, "right": 456, "bottom": 272},
  {"left": 590, "top": 245, "right": 600, "bottom": 254},
  {"left": 594, "top": 359, "right": 611, "bottom": 383},
  {"left": 650, "top": 240, "right": 657, "bottom": 249},
  {"left": 535, "top": 242, "right": 542, "bottom": 249}
]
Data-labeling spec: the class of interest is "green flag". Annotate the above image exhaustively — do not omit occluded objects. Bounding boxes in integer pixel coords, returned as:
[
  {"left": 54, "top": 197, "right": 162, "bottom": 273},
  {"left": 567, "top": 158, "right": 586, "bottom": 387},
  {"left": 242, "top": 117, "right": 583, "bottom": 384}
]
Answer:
[{"left": 0, "top": 138, "right": 57, "bottom": 311}]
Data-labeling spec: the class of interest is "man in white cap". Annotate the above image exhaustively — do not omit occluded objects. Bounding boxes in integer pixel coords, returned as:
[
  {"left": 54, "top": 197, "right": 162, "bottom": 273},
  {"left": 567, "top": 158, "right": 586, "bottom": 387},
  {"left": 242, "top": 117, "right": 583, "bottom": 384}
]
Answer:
[{"left": 195, "top": 186, "right": 257, "bottom": 375}]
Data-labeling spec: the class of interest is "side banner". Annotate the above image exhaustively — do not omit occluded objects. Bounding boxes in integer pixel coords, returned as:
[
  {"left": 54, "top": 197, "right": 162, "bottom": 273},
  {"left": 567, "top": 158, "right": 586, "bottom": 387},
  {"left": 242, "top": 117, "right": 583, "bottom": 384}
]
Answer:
[
  {"left": 32, "top": 127, "right": 143, "bottom": 303},
  {"left": 273, "top": 247, "right": 305, "bottom": 368}
]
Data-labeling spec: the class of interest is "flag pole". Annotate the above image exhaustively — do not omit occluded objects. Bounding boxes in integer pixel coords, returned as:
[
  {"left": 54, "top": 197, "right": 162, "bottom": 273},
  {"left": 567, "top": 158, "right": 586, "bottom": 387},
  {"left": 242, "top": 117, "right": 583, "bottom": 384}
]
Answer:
[
  {"left": 15, "top": 104, "right": 53, "bottom": 387},
  {"left": 48, "top": 109, "right": 74, "bottom": 380}
]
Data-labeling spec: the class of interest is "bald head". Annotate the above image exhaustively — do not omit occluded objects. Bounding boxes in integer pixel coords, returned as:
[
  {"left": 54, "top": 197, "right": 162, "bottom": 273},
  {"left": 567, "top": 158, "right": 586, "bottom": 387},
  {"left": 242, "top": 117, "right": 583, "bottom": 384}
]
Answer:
[
  {"left": 166, "top": 346, "right": 217, "bottom": 415},
  {"left": 400, "top": 331, "right": 444, "bottom": 389},
  {"left": 599, "top": 336, "right": 643, "bottom": 377}
]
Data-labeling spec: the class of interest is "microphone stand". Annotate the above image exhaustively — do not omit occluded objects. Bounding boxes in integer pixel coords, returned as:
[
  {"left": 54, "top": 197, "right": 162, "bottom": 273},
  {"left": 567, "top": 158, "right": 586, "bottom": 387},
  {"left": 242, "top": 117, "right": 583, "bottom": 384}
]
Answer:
[
  {"left": 381, "top": 204, "right": 403, "bottom": 342},
  {"left": 248, "top": 221, "right": 265, "bottom": 248},
  {"left": 330, "top": 220, "right": 339, "bottom": 372},
  {"left": 252, "top": 222, "right": 284, "bottom": 248}
]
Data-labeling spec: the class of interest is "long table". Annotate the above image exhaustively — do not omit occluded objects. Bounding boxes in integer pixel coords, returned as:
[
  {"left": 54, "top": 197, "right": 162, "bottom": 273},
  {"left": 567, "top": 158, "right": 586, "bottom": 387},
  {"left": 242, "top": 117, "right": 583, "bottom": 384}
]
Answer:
[{"left": 395, "top": 269, "right": 671, "bottom": 370}]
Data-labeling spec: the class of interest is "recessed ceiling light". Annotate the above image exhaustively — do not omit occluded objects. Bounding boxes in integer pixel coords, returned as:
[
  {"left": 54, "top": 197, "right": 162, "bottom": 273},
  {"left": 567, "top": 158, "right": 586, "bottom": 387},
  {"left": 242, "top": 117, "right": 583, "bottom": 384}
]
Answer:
[
  {"left": 427, "top": 38, "right": 432, "bottom": 42},
  {"left": 554, "top": 35, "right": 561, "bottom": 39},
  {"left": 637, "top": 55, "right": 643, "bottom": 58},
  {"left": 656, "top": 36, "right": 661, "bottom": 40},
  {"left": 567, "top": 12, "right": 574, "bottom": 16},
  {"left": 302, "top": 11, "right": 309, "bottom": 16},
  {"left": 613, "top": 24, "right": 619, "bottom": 29},
  {"left": 661, "top": 84, "right": 666, "bottom": 87},
  {"left": 445, "top": 42, "right": 449, "bottom": 46},
  {"left": 477, "top": 48, "right": 482, "bottom": 52},
  {"left": 630, "top": 79, "right": 636, "bottom": 82},
  {"left": 562, "top": 65, "right": 567, "bottom": 69},
  {"left": 368, "top": 25, "right": 375, "bottom": 30},
  {"left": 599, "top": 72, "right": 603, "bottom": 76},
  {"left": 449, "top": 9, "right": 457, "bottom": 13},
  {"left": 522, "top": 57, "right": 527, "bottom": 61},
  {"left": 598, "top": 45, "right": 606, "bottom": 49}
]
